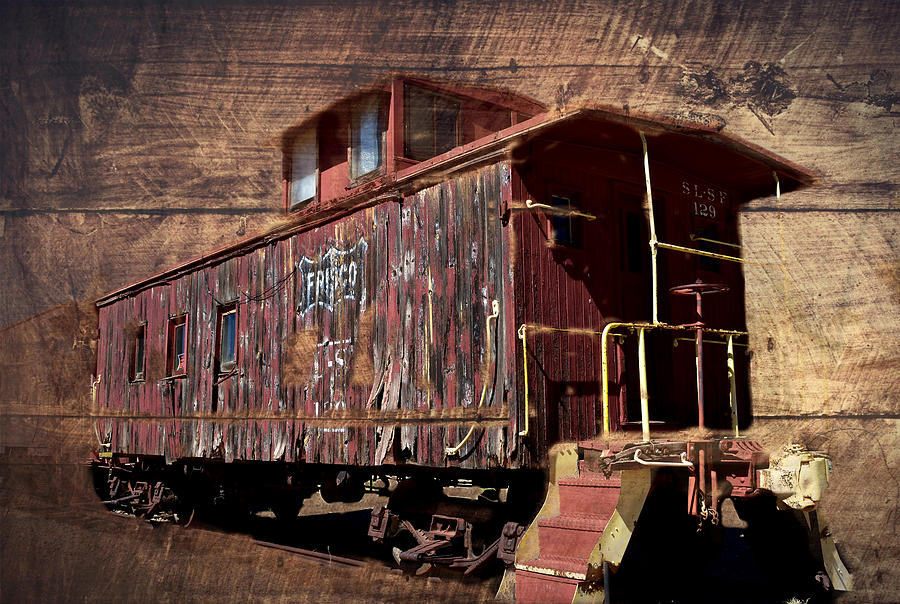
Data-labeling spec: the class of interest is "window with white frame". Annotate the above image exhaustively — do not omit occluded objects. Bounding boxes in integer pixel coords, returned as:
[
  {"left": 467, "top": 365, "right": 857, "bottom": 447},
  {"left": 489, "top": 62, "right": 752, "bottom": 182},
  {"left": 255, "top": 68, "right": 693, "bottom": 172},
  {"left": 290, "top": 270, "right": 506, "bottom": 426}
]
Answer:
[
  {"left": 167, "top": 314, "right": 188, "bottom": 376},
  {"left": 131, "top": 323, "right": 146, "bottom": 382},
  {"left": 217, "top": 304, "right": 238, "bottom": 372},
  {"left": 350, "top": 95, "right": 384, "bottom": 180},
  {"left": 290, "top": 128, "right": 317, "bottom": 210}
]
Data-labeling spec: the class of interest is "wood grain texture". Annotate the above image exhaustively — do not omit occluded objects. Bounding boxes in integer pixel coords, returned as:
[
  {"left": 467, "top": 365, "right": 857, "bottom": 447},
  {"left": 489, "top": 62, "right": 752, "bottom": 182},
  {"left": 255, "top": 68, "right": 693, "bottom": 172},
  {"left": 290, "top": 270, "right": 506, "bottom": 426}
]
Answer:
[{"left": 1, "top": 0, "right": 898, "bottom": 601}]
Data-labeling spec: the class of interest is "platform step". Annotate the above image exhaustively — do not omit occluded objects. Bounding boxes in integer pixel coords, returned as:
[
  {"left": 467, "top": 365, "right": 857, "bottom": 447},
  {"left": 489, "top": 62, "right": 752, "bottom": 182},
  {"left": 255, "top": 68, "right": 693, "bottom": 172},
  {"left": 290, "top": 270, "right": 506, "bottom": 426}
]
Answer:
[
  {"left": 515, "top": 554, "right": 589, "bottom": 578},
  {"left": 539, "top": 512, "right": 610, "bottom": 531},
  {"left": 558, "top": 472, "right": 621, "bottom": 515},
  {"left": 515, "top": 567, "right": 581, "bottom": 603},
  {"left": 537, "top": 513, "right": 609, "bottom": 558},
  {"left": 514, "top": 446, "right": 625, "bottom": 601},
  {"left": 559, "top": 471, "right": 621, "bottom": 488}
]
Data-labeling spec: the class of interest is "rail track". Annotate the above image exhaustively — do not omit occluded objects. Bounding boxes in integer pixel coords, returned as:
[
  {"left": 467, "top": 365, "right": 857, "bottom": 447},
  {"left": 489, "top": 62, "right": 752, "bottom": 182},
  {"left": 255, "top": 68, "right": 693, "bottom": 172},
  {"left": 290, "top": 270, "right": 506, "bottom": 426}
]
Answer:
[{"left": 254, "top": 540, "right": 369, "bottom": 568}]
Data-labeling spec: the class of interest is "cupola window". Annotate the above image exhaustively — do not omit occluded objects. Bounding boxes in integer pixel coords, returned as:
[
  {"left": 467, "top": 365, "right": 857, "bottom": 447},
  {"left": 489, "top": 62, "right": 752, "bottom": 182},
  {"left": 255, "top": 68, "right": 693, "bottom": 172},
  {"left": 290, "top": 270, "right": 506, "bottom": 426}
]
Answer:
[
  {"left": 290, "top": 128, "right": 317, "bottom": 210},
  {"left": 404, "top": 85, "right": 460, "bottom": 162},
  {"left": 350, "top": 95, "right": 384, "bottom": 179}
]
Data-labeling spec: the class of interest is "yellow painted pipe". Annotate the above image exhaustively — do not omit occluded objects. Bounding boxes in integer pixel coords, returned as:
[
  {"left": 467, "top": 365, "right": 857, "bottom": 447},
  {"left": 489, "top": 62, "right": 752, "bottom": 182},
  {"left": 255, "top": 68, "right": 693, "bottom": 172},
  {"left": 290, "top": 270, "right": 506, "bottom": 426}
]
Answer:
[
  {"left": 640, "top": 133, "right": 660, "bottom": 325},
  {"left": 445, "top": 300, "right": 500, "bottom": 455},
  {"left": 524, "top": 198, "right": 597, "bottom": 220},
  {"left": 727, "top": 334, "right": 739, "bottom": 437},
  {"left": 689, "top": 234, "right": 742, "bottom": 249},
  {"left": 601, "top": 321, "right": 632, "bottom": 438},
  {"left": 638, "top": 327, "right": 650, "bottom": 443},
  {"left": 600, "top": 321, "right": 748, "bottom": 439},
  {"left": 517, "top": 324, "right": 530, "bottom": 437},
  {"left": 656, "top": 241, "right": 745, "bottom": 264}
]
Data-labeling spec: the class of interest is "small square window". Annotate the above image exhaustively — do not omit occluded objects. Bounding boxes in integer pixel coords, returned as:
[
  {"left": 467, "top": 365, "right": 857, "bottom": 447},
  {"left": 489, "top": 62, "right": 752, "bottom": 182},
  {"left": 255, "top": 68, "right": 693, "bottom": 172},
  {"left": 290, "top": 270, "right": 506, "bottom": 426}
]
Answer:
[
  {"left": 290, "top": 128, "right": 317, "bottom": 210},
  {"left": 549, "top": 194, "right": 583, "bottom": 249},
  {"left": 623, "top": 210, "right": 645, "bottom": 273},
  {"left": 167, "top": 315, "right": 187, "bottom": 376},
  {"left": 217, "top": 304, "right": 238, "bottom": 372},
  {"left": 696, "top": 224, "right": 722, "bottom": 273},
  {"left": 351, "top": 95, "right": 384, "bottom": 180},
  {"left": 130, "top": 323, "right": 146, "bottom": 382}
]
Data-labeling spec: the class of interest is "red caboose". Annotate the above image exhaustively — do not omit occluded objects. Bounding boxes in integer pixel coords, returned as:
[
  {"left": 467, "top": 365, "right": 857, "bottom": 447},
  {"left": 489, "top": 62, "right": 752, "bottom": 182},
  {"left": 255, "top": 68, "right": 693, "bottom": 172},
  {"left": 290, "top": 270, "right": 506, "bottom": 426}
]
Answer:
[{"left": 92, "top": 77, "right": 848, "bottom": 601}]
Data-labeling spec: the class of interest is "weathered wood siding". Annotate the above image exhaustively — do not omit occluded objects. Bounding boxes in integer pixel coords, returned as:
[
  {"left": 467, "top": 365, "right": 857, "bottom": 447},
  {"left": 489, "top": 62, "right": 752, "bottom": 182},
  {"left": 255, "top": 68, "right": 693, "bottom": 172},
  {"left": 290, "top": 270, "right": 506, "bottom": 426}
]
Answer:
[{"left": 95, "top": 162, "right": 516, "bottom": 469}]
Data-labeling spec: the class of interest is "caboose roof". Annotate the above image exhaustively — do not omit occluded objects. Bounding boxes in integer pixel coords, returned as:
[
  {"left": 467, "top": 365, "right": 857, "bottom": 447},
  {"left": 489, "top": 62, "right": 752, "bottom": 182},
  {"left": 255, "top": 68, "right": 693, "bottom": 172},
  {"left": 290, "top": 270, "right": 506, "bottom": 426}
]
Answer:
[
  {"left": 97, "top": 82, "right": 814, "bottom": 307},
  {"left": 271, "top": 75, "right": 548, "bottom": 150}
]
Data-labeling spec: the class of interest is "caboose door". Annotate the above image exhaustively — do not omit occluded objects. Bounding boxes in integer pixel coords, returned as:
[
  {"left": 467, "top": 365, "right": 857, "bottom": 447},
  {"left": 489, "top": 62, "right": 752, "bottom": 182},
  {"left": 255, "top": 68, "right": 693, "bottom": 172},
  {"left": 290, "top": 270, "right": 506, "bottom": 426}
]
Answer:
[{"left": 611, "top": 182, "right": 675, "bottom": 427}]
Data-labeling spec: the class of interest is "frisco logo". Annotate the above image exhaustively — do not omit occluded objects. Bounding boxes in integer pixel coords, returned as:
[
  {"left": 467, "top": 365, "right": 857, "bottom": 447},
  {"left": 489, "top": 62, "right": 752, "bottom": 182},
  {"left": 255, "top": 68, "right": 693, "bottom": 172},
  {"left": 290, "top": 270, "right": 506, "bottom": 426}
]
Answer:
[{"left": 297, "top": 238, "right": 368, "bottom": 315}]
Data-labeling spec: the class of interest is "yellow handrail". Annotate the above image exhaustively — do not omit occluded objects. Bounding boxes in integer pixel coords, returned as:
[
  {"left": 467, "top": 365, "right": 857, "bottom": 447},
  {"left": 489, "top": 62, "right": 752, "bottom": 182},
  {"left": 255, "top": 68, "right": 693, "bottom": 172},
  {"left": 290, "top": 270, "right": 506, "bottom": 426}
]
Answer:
[
  {"left": 515, "top": 321, "right": 746, "bottom": 441},
  {"left": 517, "top": 324, "right": 530, "bottom": 437},
  {"left": 601, "top": 322, "right": 632, "bottom": 437},
  {"left": 727, "top": 334, "right": 739, "bottom": 437},
  {"left": 91, "top": 374, "right": 102, "bottom": 405},
  {"left": 656, "top": 241, "right": 746, "bottom": 264},
  {"left": 517, "top": 324, "right": 608, "bottom": 438},
  {"left": 445, "top": 300, "right": 500, "bottom": 456},
  {"left": 690, "top": 234, "right": 742, "bottom": 250},
  {"left": 524, "top": 198, "right": 597, "bottom": 220},
  {"left": 600, "top": 321, "right": 747, "bottom": 439}
]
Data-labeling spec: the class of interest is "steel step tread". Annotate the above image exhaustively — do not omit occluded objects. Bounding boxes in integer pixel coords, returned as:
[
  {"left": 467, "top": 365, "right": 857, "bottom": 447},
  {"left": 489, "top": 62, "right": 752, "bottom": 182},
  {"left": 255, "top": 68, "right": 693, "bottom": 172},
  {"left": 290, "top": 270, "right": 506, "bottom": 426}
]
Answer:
[
  {"left": 558, "top": 473, "right": 622, "bottom": 488},
  {"left": 538, "top": 512, "right": 611, "bottom": 531},
  {"left": 515, "top": 555, "right": 589, "bottom": 580}
]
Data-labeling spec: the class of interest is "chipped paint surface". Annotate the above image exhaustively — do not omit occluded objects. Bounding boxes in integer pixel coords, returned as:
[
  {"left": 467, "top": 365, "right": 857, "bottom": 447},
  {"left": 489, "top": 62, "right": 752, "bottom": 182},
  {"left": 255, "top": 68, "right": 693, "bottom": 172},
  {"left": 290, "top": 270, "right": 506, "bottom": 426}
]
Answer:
[{"left": 95, "top": 163, "right": 516, "bottom": 469}]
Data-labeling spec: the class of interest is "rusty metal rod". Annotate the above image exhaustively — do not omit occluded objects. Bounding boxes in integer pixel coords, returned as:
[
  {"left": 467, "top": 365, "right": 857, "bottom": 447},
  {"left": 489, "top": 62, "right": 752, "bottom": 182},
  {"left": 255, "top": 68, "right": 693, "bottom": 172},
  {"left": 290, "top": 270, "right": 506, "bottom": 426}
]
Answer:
[
  {"left": 632, "top": 450, "right": 693, "bottom": 467},
  {"left": 254, "top": 540, "right": 367, "bottom": 568},
  {"left": 103, "top": 493, "right": 142, "bottom": 505},
  {"left": 696, "top": 324, "right": 705, "bottom": 429}
]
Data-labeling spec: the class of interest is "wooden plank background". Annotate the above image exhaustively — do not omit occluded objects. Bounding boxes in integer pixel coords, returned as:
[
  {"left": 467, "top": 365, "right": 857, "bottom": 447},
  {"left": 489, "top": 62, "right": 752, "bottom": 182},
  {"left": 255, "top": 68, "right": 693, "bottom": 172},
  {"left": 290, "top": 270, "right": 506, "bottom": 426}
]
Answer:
[{"left": 1, "top": 1, "right": 897, "bottom": 601}]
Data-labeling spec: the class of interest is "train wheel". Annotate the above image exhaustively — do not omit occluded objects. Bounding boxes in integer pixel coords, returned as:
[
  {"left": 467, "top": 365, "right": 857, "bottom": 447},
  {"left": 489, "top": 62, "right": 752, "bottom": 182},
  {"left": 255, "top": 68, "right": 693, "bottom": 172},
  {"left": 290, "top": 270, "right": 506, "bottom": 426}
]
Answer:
[
  {"left": 271, "top": 497, "right": 303, "bottom": 522},
  {"left": 388, "top": 477, "right": 443, "bottom": 519}
]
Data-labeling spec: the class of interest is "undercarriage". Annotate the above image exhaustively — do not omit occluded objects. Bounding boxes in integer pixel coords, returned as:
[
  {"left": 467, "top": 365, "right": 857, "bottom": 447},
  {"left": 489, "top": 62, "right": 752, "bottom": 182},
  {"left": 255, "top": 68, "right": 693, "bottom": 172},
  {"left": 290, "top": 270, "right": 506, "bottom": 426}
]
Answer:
[{"left": 91, "top": 436, "right": 850, "bottom": 602}]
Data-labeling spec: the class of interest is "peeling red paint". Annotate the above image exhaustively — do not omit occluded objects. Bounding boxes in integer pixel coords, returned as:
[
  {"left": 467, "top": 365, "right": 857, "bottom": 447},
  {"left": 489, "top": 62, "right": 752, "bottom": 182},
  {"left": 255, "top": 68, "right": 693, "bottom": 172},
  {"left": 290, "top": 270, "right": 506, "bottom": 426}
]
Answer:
[{"left": 96, "top": 164, "right": 516, "bottom": 469}]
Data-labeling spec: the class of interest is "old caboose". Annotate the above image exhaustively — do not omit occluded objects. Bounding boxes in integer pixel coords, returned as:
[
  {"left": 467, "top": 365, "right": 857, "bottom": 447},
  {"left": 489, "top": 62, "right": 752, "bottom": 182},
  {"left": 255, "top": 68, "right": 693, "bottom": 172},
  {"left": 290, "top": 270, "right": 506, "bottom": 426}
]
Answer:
[{"left": 92, "top": 77, "right": 848, "bottom": 601}]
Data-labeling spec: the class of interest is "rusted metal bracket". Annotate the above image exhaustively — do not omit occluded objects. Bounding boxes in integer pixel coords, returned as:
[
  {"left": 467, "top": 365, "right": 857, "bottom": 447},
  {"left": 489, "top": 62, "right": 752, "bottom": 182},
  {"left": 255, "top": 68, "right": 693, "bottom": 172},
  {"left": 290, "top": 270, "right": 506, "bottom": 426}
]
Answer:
[
  {"left": 370, "top": 507, "right": 523, "bottom": 576},
  {"left": 497, "top": 522, "right": 525, "bottom": 564},
  {"left": 367, "top": 504, "right": 397, "bottom": 542},
  {"left": 599, "top": 439, "right": 770, "bottom": 528}
]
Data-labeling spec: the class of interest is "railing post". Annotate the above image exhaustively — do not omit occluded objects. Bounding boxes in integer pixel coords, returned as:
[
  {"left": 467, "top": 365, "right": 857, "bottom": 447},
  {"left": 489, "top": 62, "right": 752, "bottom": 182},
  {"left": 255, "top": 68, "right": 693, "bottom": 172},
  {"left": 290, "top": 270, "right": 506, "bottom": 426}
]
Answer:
[
  {"left": 727, "top": 334, "right": 739, "bottom": 437},
  {"left": 640, "top": 133, "right": 660, "bottom": 325},
  {"left": 600, "top": 322, "right": 623, "bottom": 440},
  {"left": 518, "top": 324, "right": 529, "bottom": 437},
  {"left": 638, "top": 327, "right": 650, "bottom": 442},
  {"left": 695, "top": 324, "right": 705, "bottom": 429}
]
